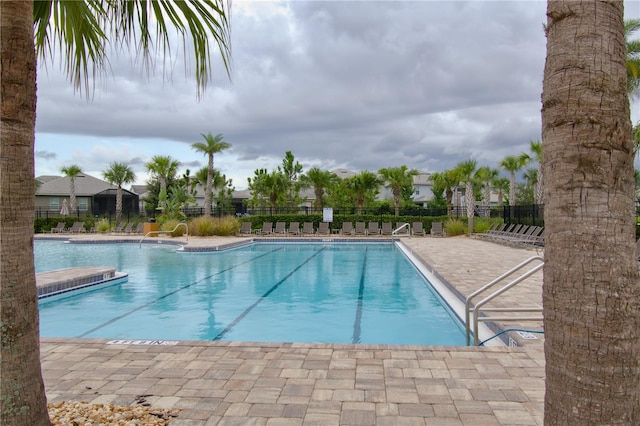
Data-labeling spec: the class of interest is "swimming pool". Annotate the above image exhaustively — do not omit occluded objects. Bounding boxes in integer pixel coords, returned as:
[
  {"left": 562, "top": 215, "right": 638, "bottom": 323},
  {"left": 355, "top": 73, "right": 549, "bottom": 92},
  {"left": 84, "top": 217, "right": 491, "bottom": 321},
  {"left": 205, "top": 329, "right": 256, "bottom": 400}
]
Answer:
[{"left": 35, "top": 240, "right": 466, "bottom": 345}]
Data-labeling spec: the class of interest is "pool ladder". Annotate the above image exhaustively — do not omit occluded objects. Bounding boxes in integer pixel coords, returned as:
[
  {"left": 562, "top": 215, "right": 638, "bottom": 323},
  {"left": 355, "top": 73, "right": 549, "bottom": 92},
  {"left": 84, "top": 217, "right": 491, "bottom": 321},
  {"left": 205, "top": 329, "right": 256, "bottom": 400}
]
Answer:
[
  {"left": 465, "top": 255, "right": 544, "bottom": 346},
  {"left": 139, "top": 222, "right": 188, "bottom": 248}
]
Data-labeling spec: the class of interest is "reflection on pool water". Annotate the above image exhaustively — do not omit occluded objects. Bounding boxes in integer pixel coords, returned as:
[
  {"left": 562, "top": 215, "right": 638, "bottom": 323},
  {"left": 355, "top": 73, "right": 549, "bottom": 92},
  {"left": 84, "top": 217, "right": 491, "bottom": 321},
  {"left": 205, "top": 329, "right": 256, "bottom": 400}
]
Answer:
[{"left": 35, "top": 240, "right": 466, "bottom": 345}]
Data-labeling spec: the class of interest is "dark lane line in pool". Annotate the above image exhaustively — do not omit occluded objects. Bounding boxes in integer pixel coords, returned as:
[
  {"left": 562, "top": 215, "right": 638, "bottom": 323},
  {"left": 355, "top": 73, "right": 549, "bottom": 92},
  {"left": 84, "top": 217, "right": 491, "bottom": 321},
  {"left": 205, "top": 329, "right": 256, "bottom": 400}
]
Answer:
[
  {"left": 212, "top": 247, "right": 327, "bottom": 341},
  {"left": 351, "top": 247, "right": 368, "bottom": 344},
  {"left": 76, "top": 247, "right": 284, "bottom": 338}
]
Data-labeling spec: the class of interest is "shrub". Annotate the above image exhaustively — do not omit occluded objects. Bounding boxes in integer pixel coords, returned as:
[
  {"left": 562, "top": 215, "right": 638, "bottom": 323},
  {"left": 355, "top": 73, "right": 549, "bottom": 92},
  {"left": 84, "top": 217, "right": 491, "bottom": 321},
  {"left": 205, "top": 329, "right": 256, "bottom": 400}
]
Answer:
[
  {"left": 189, "top": 216, "right": 240, "bottom": 236},
  {"left": 472, "top": 217, "right": 500, "bottom": 234},
  {"left": 189, "top": 216, "right": 216, "bottom": 236},
  {"left": 96, "top": 218, "right": 111, "bottom": 233},
  {"left": 444, "top": 219, "right": 466, "bottom": 236}
]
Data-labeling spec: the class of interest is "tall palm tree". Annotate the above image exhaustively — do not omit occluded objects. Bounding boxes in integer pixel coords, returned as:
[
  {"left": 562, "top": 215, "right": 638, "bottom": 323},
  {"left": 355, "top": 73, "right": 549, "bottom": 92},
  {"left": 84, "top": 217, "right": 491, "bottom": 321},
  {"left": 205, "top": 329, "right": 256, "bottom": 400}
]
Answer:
[
  {"left": 524, "top": 140, "right": 543, "bottom": 204},
  {"left": 378, "top": 166, "right": 418, "bottom": 216},
  {"left": 492, "top": 176, "right": 510, "bottom": 206},
  {"left": 474, "top": 166, "right": 498, "bottom": 216},
  {"left": 103, "top": 162, "right": 136, "bottom": 224},
  {"left": 302, "top": 167, "right": 338, "bottom": 209},
  {"left": 146, "top": 155, "right": 180, "bottom": 211},
  {"left": 522, "top": 168, "right": 538, "bottom": 204},
  {"left": 500, "top": 154, "right": 527, "bottom": 206},
  {"left": 1, "top": 2, "right": 230, "bottom": 423},
  {"left": 60, "top": 164, "right": 83, "bottom": 214},
  {"left": 625, "top": 18, "right": 640, "bottom": 97},
  {"left": 191, "top": 133, "right": 231, "bottom": 216},
  {"left": 348, "top": 171, "right": 381, "bottom": 214},
  {"left": 430, "top": 169, "right": 460, "bottom": 216},
  {"left": 542, "top": 2, "right": 640, "bottom": 423},
  {"left": 454, "top": 160, "right": 477, "bottom": 234}
]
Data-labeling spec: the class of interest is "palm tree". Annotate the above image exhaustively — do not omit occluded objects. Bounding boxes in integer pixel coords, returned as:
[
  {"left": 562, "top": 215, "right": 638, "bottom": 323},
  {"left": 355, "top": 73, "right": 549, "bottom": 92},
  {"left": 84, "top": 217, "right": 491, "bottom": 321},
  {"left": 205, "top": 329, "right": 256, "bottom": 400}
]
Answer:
[
  {"left": 191, "top": 133, "right": 231, "bottom": 216},
  {"left": 454, "top": 160, "right": 477, "bottom": 234},
  {"left": 522, "top": 168, "right": 538, "bottom": 203},
  {"left": 146, "top": 155, "right": 180, "bottom": 211},
  {"left": 103, "top": 162, "right": 136, "bottom": 224},
  {"left": 430, "top": 169, "right": 460, "bottom": 216},
  {"left": 2, "top": 2, "right": 230, "bottom": 423},
  {"left": 625, "top": 18, "right": 640, "bottom": 96},
  {"left": 524, "top": 140, "right": 543, "bottom": 204},
  {"left": 348, "top": 171, "right": 381, "bottom": 214},
  {"left": 500, "top": 154, "right": 527, "bottom": 207},
  {"left": 60, "top": 164, "right": 83, "bottom": 214},
  {"left": 492, "top": 176, "right": 510, "bottom": 206},
  {"left": 474, "top": 166, "right": 498, "bottom": 216},
  {"left": 542, "top": 2, "right": 640, "bottom": 423},
  {"left": 302, "top": 167, "right": 338, "bottom": 209},
  {"left": 378, "top": 166, "right": 418, "bottom": 216},
  {"left": 195, "top": 166, "right": 229, "bottom": 214}
]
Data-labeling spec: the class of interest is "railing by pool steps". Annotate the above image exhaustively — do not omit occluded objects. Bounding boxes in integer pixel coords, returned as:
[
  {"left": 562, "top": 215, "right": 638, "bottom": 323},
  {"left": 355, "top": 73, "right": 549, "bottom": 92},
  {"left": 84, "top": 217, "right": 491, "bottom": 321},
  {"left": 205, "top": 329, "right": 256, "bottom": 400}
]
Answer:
[
  {"left": 139, "top": 222, "right": 188, "bottom": 248},
  {"left": 465, "top": 255, "right": 544, "bottom": 346},
  {"left": 392, "top": 223, "right": 410, "bottom": 236}
]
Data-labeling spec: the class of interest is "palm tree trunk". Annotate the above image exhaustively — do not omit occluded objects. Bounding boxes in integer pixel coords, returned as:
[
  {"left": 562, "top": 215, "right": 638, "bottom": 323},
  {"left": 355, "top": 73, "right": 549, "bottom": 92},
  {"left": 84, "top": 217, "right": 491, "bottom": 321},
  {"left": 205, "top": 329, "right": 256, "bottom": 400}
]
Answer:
[
  {"left": 509, "top": 172, "right": 515, "bottom": 206},
  {"left": 535, "top": 163, "right": 543, "bottom": 205},
  {"left": 0, "top": 2, "right": 50, "bottom": 424},
  {"left": 204, "top": 154, "right": 213, "bottom": 216},
  {"left": 465, "top": 181, "right": 474, "bottom": 234},
  {"left": 116, "top": 186, "right": 123, "bottom": 223},
  {"left": 393, "top": 192, "right": 400, "bottom": 216},
  {"left": 69, "top": 177, "right": 77, "bottom": 214},
  {"left": 542, "top": 1, "right": 640, "bottom": 423}
]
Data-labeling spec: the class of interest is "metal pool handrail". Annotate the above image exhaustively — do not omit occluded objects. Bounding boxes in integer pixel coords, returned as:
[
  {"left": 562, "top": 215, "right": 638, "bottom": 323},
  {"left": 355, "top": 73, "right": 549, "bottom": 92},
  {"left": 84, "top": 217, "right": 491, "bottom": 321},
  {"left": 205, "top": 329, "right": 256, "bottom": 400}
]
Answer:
[
  {"left": 465, "top": 255, "right": 544, "bottom": 346},
  {"left": 139, "top": 222, "right": 188, "bottom": 248},
  {"left": 392, "top": 223, "right": 410, "bottom": 236}
]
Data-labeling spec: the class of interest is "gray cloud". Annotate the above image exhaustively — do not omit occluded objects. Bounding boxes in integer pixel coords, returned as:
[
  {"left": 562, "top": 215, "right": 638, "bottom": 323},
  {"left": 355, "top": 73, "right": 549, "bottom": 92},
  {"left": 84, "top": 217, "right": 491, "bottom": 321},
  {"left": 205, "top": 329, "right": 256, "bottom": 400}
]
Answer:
[
  {"left": 36, "top": 150, "right": 57, "bottom": 160},
  {"left": 34, "top": 0, "right": 640, "bottom": 185}
]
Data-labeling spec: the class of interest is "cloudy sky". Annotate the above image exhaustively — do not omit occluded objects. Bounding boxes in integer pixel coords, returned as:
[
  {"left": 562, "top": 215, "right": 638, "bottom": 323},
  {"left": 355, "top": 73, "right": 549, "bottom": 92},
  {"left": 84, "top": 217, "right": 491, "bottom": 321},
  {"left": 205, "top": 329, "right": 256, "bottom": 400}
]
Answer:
[{"left": 35, "top": 0, "right": 640, "bottom": 189}]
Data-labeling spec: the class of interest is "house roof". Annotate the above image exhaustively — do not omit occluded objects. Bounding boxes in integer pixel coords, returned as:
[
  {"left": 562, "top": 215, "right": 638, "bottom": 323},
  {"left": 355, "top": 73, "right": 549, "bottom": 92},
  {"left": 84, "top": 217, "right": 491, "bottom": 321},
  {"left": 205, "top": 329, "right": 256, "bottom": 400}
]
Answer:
[
  {"left": 36, "top": 173, "right": 133, "bottom": 197},
  {"left": 36, "top": 175, "right": 61, "bottom": 184}
]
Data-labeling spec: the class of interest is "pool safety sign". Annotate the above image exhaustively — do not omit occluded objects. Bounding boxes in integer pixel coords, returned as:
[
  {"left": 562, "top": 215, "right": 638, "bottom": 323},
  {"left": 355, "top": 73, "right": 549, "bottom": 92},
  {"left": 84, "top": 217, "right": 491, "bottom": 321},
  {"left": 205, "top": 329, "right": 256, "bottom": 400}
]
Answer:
[{"left": 323, "top": 207, "right": 333, "bottom": 223}]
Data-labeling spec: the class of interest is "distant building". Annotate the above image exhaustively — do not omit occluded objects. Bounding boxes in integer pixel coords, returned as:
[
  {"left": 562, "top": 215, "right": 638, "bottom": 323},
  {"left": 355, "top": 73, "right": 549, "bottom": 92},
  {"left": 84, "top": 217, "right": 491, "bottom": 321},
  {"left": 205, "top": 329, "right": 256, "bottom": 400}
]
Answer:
[{"left": 35, "top": 173, "right": 139, "bottom": 217}]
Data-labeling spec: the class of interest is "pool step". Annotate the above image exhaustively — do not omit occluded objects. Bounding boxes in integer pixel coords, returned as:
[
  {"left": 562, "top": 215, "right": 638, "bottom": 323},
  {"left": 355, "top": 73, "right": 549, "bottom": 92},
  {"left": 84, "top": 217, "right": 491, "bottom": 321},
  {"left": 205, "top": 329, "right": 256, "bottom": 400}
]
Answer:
[{"left": 37, "top": 267, "right": 128, "bottom": 300}]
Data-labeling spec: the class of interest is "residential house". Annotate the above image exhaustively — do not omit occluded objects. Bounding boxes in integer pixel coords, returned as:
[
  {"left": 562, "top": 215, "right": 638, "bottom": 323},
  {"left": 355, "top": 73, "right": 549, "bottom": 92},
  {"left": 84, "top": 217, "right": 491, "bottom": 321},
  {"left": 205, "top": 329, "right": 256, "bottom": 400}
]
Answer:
[{"left": 35, "top": 173, "right": 139, "bottom": 217}]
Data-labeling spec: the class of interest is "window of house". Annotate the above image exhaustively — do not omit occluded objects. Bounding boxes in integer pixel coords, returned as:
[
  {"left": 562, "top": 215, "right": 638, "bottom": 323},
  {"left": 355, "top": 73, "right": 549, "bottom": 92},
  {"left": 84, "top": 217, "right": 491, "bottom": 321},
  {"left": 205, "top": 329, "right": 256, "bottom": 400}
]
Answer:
[
  {"left": 78, "top": 198, "right": 88, "bottom": 211},
  {"left": 49, "top": 198, "right": 59, "bottom": 211}
]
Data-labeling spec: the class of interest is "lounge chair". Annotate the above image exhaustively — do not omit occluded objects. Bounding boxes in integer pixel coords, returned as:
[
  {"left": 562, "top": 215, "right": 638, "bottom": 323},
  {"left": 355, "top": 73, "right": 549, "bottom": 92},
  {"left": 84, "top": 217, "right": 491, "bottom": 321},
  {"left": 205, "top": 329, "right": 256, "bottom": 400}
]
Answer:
[
  {"left": 49, "top": 222, "right": 66, "bottom": 233},
  {"left": 394, "top": 222, "right": 410, "bottom": 236},
  {"left": 273, "top": 221, "right": 287, "bottom": 236},
  {"left": 113, "top": 222, "right": 126, "bottom": 233},
  {"left": 287, "top": 222, "right": 300, "bottom": 236},
  {"left": 301, "top": 222, "right": 315, "bottom": 236},
  {"left": 317, "top": 222, "right": 331, "bottom": 235},
  {"left": 255, "top": 221, "right": 273, "bottom": 235},
  {"left": 430, "top": 221, "right": 445, "bottom": 237},
  {"left": 122, "top": 223, "right": 134, "bottom": 234},
  {"left": 367, "top": 222, "right": 380, "bottom": 236},
  {"left": 354, "top": 222, "right": 367, "bottom": 236},
  {"left": 341, "top": 222, "right": 354, "bottom": 235},
  {"left": 237, "top": 221, "right": 252, "bottom": 236},
  {"left": 65, "top": 221, "right": 85, "bottom": 233},
  {"left": 381, "top": 222, "right": 393, "bottom": 236},
  {"left": 134, "top": 223, "right": 145, "bottom": 234},
  {"left": 412, "top": 222, "right": 425, "bottom": 236}
]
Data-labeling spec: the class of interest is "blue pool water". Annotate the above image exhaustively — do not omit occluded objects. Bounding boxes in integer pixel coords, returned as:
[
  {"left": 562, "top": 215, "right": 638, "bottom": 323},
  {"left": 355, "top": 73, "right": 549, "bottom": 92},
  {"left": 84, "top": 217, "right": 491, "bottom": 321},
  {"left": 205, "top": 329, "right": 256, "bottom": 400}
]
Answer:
[{"left": 35, "top": 241, "right": 466, "bottom": 345}]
